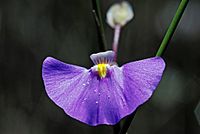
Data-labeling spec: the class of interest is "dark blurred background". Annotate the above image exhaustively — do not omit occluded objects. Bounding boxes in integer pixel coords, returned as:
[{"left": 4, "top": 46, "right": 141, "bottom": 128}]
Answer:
[{"left": 0, "top": 0, "right": 200, "bottom": 134}]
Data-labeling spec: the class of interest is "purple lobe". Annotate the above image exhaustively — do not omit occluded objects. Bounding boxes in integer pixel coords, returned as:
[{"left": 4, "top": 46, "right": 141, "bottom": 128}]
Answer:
[
  {"left": 42, "top": 56, "right": 165, "bottom": 126},
  {"left": 121, "top": 57, "right": 165, "bottom": 114}
]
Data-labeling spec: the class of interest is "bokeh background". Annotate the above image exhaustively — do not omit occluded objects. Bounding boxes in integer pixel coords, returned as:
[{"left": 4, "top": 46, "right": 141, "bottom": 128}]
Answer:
[{"left": 0, "top": 0, "right": 200, "bottom": 134}]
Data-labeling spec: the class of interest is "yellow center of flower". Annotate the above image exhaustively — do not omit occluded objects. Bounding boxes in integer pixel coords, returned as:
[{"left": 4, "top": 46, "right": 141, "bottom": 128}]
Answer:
[{"left": 97, "top": 64, "right": 107, "bottom": 78}]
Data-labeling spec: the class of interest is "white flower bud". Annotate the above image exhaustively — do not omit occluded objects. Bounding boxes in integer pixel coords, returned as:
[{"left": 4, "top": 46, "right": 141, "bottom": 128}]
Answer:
[{"left": 107, "top": 1, "right": 134, "bottom": 28}]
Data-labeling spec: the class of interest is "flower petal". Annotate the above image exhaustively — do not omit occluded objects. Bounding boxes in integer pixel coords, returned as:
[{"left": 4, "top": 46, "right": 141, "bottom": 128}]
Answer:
[
  {"left": 42, "top": 57, "right": 165, "bottom": 126},
  {"left": 106, "top": 1, "right": 134, "bottom": 28},
  {"left": 121, "top": 57, "right": 166, "bottom": 111},
  {"left": 90, "top": 57, "right": 165, "bottom": 125},
  {"left": 42, "top": 57, "right": 103, "bottom": 125},
  {"left": 42, "top": 57, "right": 88, "bottom": 108}
]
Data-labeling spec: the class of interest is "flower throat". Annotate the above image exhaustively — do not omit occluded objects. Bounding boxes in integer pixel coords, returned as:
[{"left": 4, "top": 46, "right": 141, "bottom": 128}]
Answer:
[{"left": 97, "top": 64, "right": 107, "bottom": 78}]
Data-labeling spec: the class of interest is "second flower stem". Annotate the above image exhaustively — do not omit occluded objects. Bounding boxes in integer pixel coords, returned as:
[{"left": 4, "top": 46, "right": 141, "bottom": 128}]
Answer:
[
  {"left": 113, "top": 25, "right": 121, "bottom": 61},
  {"left": 120, "top": 0, "right": 189, "bottom": 134},
  {"left": 92, "top": 0, "right": 107, "bottom": 51},
  {"left": 156, "top": 0, "right": 189, "bottom": 56}
]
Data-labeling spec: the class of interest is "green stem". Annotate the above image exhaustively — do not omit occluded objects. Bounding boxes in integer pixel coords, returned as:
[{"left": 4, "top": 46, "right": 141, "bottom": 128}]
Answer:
[
  {"left": 93, "top": 0, "right": 107, "bottom": 51},
  {"left": 156, "top": 0, "right": 189, "bottom": 56},
  {"left": 119, "top": 1, "right": 189, "bottom": 134}
]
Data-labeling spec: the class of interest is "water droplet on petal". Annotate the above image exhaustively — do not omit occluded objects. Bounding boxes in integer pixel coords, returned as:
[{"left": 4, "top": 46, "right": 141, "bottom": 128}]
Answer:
[
  {"left": 96, "top": 101, "right": 98, "bottom": 104},
  {"left": 121, "top": 98, "right": 126, "bottom": 106},
  {"left": 83, "top": 83, "right": 86, "bottom": 86},
  {"left": 122, "top": 101, "right": 127, "bottom": 106},
  {"left": 87, "top": 81, "right": 90, "bottom": 84},
  {"left": 82, "top": 98, "right": 87, "bottom": 103},
  {"left": 94, "top": 89, "right": 97, "bottom": 93}
]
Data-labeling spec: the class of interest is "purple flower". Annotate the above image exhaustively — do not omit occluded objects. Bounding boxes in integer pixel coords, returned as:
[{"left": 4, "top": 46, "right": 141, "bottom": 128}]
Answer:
[{"left": 42, "top": 50, "right": 165, "bottom": 126}]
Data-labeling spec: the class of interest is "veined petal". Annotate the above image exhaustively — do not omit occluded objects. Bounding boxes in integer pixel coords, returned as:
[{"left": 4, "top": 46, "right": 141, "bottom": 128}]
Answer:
[
  {"left": 92, "top": 57, "right": 165, "bottom": 125},
  {"left": 121, "top": 57, "right": 166, "bottom": 108},
  {"left": 42, "top": 56, "right": 165, "bottom": 126},
  {"left": 42, "top": 57, "right": 88, "bottom": 108},
  {"left": 90, "top": 50, "right": 115, "bottom": 65}
]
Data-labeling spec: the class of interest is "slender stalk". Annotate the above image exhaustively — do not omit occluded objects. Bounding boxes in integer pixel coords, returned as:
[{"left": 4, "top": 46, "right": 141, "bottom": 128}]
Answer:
[
  {"left": 156, "top": 0, "right": 189, "bottom": 56},
  {"left": 92, "top": 0, "right": 107, "bottom": 51},
  {"left": 113, "top": 25, "right": 121, "bottom": 61},
  {"left": 92, "top": 10, "right": 100, "bottom": 27},
  {"left": 119, "top": 0, "right": 189, "bottom": 134}
]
